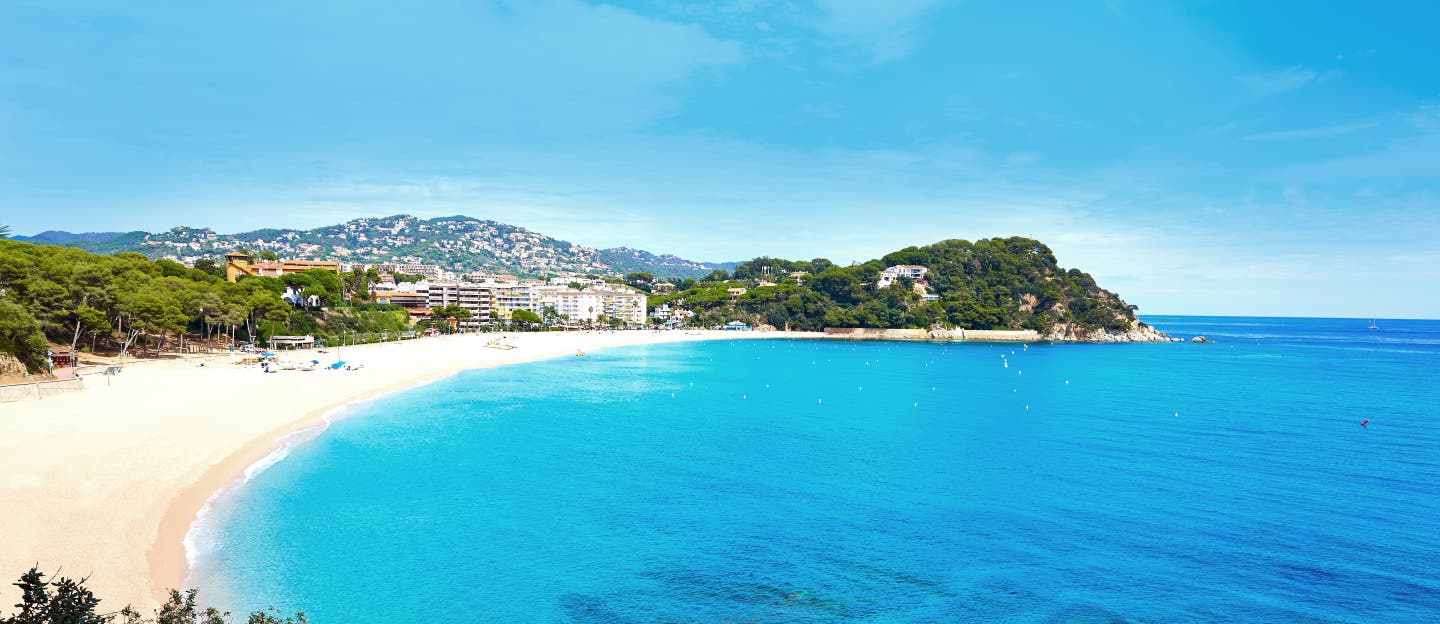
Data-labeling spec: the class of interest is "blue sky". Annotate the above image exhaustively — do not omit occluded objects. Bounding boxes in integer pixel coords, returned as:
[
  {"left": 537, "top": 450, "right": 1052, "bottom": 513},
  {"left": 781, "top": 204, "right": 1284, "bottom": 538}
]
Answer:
[{"left": 2, "top": 1, "right": 1438, "bottom": 317}]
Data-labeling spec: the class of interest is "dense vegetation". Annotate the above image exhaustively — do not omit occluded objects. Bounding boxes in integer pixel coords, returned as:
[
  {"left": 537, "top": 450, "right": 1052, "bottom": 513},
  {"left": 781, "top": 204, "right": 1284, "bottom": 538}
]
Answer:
[
  {"left": 1, "top": 567, "right": 304, "bottom": 623},
  {"left": 0, "top": 239, "right": 409, "bottom": 375},
  {"left": 647, "top": 237, "right": 1139, "bottom": 333}
]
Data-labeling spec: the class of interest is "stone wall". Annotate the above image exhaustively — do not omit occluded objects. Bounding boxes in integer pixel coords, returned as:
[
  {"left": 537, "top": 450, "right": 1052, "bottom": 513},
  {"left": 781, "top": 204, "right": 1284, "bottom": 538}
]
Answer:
[
  {"left": 823, "top": 328, "right": 1041, "bottom": 342},
  {"left": 822, "top": 328, "right": 930, "bottom": 340}
]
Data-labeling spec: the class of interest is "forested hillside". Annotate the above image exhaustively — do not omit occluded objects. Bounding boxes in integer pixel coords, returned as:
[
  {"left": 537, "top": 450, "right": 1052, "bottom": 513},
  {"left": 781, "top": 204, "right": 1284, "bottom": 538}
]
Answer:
[
  {"left": 0, "top": 239, "right": 408, "bottom": 375},
  {"left": 648, "top": 237, "right": 1143, "bottom": 334}
]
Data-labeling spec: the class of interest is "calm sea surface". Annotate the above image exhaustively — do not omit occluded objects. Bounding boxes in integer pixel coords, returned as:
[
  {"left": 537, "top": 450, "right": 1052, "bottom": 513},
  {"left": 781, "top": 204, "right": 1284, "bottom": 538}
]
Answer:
[{"left": 190, "top": 317, "right": 1440, "bottom": 622}]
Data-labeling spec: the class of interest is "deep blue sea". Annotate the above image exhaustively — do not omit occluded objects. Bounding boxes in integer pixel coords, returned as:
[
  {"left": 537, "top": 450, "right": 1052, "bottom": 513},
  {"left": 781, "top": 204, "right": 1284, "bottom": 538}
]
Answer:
[{"left": 189, "top": 317, "right": 1440, "bottom": 622}]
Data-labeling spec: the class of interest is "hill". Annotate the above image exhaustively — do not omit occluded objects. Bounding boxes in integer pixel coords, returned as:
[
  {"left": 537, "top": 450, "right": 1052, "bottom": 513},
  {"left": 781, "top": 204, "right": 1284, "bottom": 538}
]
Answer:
[
  {"left": 23, "top": 215, "right": 736, "bottom": 279},
  {"left": 648, "top": 237, "right": 1165, "bottom": 341},
  {"left": 15, "top": 231, "right": 127, "bottom": 244}
]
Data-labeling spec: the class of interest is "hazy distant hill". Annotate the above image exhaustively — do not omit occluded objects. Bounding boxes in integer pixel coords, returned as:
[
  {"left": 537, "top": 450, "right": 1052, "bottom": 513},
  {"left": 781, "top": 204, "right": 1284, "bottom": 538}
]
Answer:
[
  {"left": 15, "top": 231, "right": 128, "bottom": 244},
  {"left": 24, "top": 214, "right": 737, "bottom": 278}
]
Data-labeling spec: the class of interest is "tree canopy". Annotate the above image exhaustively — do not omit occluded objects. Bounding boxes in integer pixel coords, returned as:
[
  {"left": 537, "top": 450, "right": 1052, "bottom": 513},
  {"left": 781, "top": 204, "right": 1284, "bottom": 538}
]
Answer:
[
  {"left": 649, "top": 237, "right": 1137, "bottom": 332},
  {"left": 0, "top": 239, "right": 413, "bottom": 373}
]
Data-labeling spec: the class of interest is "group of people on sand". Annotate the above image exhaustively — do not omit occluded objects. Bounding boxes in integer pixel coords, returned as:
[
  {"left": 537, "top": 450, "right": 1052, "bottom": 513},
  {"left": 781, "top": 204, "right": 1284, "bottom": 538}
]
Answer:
[
  {"left": 484, "top": 336, "right": 519, "bottom": 350},
  {"left": 250, "top": 354, "right": 363, "bottom": 374}
]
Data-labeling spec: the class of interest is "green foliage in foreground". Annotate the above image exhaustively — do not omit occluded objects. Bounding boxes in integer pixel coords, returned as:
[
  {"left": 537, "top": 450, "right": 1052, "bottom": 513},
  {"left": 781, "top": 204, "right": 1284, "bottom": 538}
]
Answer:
[
  {"left": 650, "top": 237, "right": 1138, "bottom": 332},
  {"left": 1, "top": 567, "right": 305, "bottom": 624}
]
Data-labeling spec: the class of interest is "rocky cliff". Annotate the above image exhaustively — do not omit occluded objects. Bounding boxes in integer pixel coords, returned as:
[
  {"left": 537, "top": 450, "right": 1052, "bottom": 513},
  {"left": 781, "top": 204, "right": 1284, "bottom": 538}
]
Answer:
[{"left": 1043, "top": 319, "right": 1173, "bottom": 343}]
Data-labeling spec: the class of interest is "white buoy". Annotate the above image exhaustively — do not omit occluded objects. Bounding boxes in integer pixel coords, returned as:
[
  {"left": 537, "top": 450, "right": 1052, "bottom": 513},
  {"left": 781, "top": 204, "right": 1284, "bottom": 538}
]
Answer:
[
  {"left": 1018, "top": 370, "right": 1022, "bottom": 375},
  {"left": 818, "top": 399, "right": 823, "bottom": 404},
  {"left": 858, "top": 386, "right": 863, "bottom": 391},
  {"left": 743, "top": 395, "right": 747, "bottom": 399},
  {"left": 1065, "top": 380, "right": 1069, "bottom": 385},
  {"left": 1026, "top": 405, "right": 1030, "bottom": 411},
  {"left": 913, "top": 402, "right": 918, "bottom": 407}
]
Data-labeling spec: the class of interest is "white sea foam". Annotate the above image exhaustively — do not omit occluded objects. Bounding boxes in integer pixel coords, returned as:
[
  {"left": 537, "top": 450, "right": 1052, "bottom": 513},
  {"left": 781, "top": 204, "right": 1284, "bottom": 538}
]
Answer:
[
  {"left": 182, "top": 404, "right": 349, "bottom": 575},
  {"left": 180, "top": 368, "right": 470, "bottom": 581}
]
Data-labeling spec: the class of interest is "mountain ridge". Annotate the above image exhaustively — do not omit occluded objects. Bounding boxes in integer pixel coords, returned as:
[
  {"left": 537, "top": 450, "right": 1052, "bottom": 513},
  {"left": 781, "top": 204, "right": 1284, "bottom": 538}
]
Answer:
[{"left": 22, "top": 214, "right": 740, "bottom": 279}]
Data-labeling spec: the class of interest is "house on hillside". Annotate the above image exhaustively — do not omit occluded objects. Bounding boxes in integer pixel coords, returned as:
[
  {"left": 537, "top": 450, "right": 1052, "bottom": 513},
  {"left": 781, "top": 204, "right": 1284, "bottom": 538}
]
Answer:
[
  {"left": 876, "top": 264, "right": 928, "bottom": 289},
  {"left": 224, "top": 251, "right": 341, "bottom": 283}
]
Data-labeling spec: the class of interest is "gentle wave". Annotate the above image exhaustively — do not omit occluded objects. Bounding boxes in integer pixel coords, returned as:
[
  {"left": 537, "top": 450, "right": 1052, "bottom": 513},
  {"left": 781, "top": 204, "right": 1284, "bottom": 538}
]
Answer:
[{"left": 182, "top": 406, "right": 345, "bottom": 572}]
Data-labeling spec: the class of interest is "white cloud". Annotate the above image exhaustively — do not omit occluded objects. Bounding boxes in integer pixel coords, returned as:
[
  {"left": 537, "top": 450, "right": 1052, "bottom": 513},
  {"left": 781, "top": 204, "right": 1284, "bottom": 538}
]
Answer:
[
  {"left": 811, "top": 0, "right": 950, "bottom": 65},
  {"left": 1003, "top": 151, "right": 1045, "bottom": 167},
  {"left": 1241, "top": 122, "right": 1375, "bottom": 141},
  {"left": 1238, "top": 66, "right": 1319, "bottom": 96},
  {"left": 1282, "top": 183, "right": 1308, "bottom": 205}
]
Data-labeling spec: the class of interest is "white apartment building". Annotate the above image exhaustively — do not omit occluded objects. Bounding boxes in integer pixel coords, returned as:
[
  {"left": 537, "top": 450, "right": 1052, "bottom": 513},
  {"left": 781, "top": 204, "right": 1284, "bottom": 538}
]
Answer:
[
  {"left": 601, "top": 290, "right": 645, "bottom": 325},
  {"left": 540, "top": 289, "right": 603, "bottom": 325},
  {"left": 356, "top": 263, "right": 445, "bottom": 280},
  {"left": 494, "top": 280, "right": 547, "bottom": 317},
  {"left": 426, "top": 282, "right": 496, "bottom": 328},
  {"left": 537, "top": 284, "right": 647, "bottom": 326}
]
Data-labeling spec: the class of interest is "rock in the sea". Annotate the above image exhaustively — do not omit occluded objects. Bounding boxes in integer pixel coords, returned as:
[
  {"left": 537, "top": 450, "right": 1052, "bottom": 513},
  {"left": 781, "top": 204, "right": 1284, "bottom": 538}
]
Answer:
[
  {"left": 1190, "top": 336, "right": 1211, "bottom": 343},
  {"left": 1042, "top": 319, "right": 1171, "bottom": 343}
]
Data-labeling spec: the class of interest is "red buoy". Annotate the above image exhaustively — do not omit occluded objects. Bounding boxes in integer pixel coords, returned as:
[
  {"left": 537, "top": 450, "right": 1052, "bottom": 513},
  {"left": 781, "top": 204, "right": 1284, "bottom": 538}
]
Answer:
[{"left": 1360, "top": 419, "right": 1369, "bottom": 427}]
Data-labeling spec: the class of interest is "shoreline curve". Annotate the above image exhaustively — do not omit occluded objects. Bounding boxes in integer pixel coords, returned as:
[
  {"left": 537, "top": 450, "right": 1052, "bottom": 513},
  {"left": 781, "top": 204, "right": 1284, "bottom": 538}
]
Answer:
[{"left": 1, "top": 330, "right": 818, "bottom": 614}]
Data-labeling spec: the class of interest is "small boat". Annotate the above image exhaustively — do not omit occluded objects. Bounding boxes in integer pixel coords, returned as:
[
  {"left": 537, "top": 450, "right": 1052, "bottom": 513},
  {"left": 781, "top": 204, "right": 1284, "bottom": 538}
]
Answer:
[
  {"left": 1368, "top": 320, "right": 1379, "bottom": 330},
  {"left": 576, "top": 350, "right": 586, "bottom": 357}
]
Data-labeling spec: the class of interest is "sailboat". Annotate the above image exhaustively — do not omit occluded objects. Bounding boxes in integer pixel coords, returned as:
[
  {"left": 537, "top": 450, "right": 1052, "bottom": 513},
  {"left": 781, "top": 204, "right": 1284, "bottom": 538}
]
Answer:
[{"left": 1368, "top": 319, "right": 1380, "bottom": 330}]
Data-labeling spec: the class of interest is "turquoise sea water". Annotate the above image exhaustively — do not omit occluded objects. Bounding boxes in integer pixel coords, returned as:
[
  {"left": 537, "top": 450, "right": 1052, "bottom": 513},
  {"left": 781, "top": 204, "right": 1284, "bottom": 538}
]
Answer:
[{"left": 190, "top": 317, "right": 1440, "bottom": 622}]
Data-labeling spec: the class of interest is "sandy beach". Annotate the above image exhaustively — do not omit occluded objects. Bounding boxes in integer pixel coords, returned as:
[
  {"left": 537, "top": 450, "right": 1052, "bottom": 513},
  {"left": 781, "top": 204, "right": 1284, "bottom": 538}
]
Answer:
[{"left": 0, "top": 330, "right": 816, "bottom": 614}]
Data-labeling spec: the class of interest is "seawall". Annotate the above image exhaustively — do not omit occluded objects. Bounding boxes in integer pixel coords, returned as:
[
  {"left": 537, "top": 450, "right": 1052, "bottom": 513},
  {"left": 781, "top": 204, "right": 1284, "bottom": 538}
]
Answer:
[{"left": 823, "top": 328, "right": 1041, "bottom": 342}]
